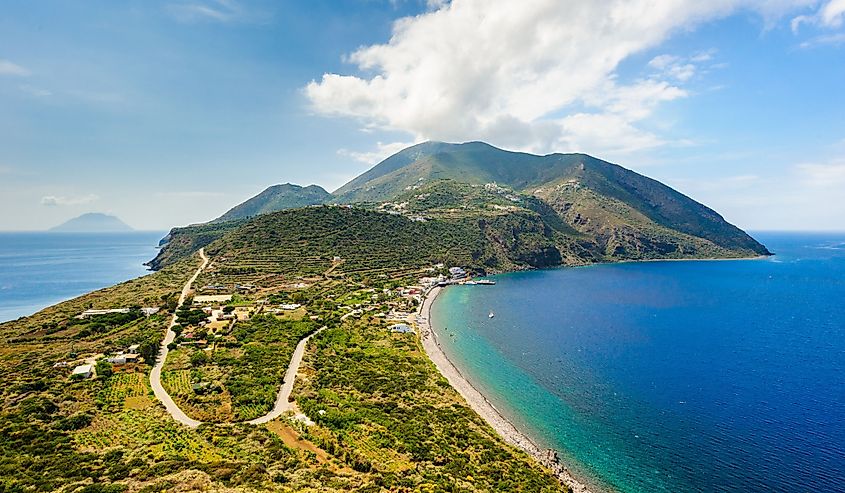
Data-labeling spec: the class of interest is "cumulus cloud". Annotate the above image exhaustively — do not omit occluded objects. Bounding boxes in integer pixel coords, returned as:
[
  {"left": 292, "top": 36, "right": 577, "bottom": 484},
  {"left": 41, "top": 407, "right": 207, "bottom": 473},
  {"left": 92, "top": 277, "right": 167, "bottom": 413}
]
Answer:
[
  {"left": 0, "top": 59, "right": 30, "bottom": 77},
  {"left": 792, "top": 0, "right": 845, "bottom": 31},
  {"left": 41, "top": 194, "right": 99, "bottom": 207},
  {"left": 306, "top": 0, "right": 813, "bottom": 159}
]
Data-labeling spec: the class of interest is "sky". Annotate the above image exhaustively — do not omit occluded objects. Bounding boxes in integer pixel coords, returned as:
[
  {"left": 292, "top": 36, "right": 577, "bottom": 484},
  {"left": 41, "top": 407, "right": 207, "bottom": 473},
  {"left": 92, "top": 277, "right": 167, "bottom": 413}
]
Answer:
[{"left": 1, "top": 0, "right": 844, "bottom": 231}]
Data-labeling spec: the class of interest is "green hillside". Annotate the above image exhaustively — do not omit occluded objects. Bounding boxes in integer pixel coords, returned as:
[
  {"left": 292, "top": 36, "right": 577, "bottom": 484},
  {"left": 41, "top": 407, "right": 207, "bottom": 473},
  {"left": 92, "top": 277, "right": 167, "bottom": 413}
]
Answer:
[
  {"left": 213, "top": 183, "right": 330, "bottom": 223},
  {"left": 331, "top": 141, "right": 769, "bottom": 256}
]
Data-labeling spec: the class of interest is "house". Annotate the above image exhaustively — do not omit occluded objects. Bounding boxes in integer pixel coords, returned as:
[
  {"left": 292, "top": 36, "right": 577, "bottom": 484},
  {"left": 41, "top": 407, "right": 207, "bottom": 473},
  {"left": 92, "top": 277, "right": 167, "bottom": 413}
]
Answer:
[
  {"left": 201, "top": 284, "right": 228, "bottom": 292},
  {"left": 106, "top": 353, "right": 139, "bottom": 365},
  {"left": 194, "top": 294, "right": 233, "bottom": 303},
  {"left": 449, "top": 267, "right": 467, "bottom": 279},
  {"left": 76, "top": 308, "right": 130, "bottom": 319},
  {"left": 76, "top": 307, "right": 159, "bottom": 319},
  {"left": 390, "top": 323, "right": 415, "bottom": 334},
  {"left": 279, "top": 303, "right": 302, "bottom": 310},
  {"left": 71, "top": 364, "right": 93, "bottom": 379}
]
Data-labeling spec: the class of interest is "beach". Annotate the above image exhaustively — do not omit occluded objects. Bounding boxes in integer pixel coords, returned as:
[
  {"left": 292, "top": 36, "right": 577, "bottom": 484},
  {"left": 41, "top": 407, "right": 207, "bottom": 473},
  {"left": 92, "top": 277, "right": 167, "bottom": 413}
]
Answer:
[{"left": 418, "top": 286, "right": 594, "bottom": 493}]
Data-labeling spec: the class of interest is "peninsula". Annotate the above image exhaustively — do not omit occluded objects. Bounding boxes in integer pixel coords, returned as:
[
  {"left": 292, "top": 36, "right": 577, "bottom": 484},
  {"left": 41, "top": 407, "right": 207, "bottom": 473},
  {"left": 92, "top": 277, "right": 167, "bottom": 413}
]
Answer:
[{"left": 0, "top": 141, "right": 769, "bottom": 492}]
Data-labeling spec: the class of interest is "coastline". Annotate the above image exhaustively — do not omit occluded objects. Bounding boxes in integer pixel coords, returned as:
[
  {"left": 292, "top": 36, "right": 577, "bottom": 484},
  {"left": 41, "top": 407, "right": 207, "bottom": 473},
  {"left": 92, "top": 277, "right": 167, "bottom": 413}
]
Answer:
[{"left": 417, "top": 286, "right": 595, "bottom": 493}]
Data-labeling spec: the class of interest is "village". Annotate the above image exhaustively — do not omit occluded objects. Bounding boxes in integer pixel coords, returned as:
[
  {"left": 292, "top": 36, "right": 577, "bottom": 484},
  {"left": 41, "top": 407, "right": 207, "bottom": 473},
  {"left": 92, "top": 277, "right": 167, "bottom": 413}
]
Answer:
[{"left": 58, "top": 261, "right": 494, "bottom": 386}]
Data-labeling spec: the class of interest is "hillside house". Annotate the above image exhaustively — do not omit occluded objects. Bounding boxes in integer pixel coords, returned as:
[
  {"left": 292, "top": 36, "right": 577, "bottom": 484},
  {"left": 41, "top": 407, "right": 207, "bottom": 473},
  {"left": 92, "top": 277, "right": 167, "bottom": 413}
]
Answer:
[
  {"left": 390, "top": 324, "right": 415, "bottom": 334},
  {"left": 71, "top": 364, "right": 93, "bottom": 379}
]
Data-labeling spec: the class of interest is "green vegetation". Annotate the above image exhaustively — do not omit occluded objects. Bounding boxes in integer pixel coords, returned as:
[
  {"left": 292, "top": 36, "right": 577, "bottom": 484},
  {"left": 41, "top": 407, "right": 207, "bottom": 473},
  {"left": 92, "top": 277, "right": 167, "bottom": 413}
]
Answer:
[
  {"left": 293, "top": 315, "right": 562, "bottom": 491},
  {"left": 162, "top": 314, "right": 318, "bottom": 422},
  {"left": 0, "top": 141, "right": 774, "bottom": 491},
  {"left": 331, "top": 141, "right": 769, "bottom": 256},
  {"left": 213, "top": 183, "right": 331, "bottom": 223}
]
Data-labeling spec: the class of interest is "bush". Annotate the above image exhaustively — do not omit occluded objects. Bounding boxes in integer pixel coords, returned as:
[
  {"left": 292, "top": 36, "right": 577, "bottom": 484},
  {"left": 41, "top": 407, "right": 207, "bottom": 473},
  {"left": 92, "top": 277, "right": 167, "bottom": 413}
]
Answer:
[{"left": 190, "top": 351, "right": 209, "bottom": 367}]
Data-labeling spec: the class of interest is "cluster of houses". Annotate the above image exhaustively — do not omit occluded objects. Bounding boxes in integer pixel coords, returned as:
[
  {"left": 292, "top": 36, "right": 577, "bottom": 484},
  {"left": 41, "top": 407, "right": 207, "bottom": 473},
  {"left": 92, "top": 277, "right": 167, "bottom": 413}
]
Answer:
[{"left": 484, "top": 182, "right": 522, "bottom": 202}]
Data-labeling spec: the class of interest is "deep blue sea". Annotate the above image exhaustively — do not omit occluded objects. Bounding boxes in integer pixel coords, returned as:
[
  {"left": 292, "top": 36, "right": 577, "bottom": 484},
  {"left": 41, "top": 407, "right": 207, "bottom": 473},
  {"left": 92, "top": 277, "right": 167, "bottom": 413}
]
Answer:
[
  {"left": 431, "top": 232, "right": 845, "bottom": 493},
  {"left": 0, "top": 232, "right": 165, "bottom": 323}
]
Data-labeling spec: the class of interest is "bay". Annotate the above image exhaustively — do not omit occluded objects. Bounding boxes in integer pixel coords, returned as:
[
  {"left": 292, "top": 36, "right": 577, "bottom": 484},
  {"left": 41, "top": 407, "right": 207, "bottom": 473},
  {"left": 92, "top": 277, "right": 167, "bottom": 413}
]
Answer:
[{"left": 430, "top": 232, "right": 845, "bottom": 492}]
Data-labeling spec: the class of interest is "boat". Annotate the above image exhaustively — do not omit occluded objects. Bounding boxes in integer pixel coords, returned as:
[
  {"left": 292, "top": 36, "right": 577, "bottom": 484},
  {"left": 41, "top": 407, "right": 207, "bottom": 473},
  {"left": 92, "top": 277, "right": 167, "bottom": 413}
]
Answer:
[
  {"left": 477, "top": 279, "right": 496, "bottom": 285},
  {"left": 463, "top": 281, "right": 478, "bottom": 285},
  {"left": 488, "top": 312, "right": 495, "bottom": 318}
]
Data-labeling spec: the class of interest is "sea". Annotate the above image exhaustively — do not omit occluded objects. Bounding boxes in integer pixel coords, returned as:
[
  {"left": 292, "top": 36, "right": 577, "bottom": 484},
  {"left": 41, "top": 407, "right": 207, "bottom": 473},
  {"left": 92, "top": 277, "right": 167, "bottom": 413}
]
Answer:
[
  {"left": 430, "top": 232, "right": 845, "bottom": 493},
  {"left": 0, "top": 232, "right": 165, "bottom": 323}
]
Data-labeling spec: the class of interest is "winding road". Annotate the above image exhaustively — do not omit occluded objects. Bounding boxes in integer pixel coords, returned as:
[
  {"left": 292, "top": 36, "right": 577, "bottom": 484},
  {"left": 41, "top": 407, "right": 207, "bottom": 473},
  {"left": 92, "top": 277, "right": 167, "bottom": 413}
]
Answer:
[
  {"left": 149, "top": 248, "right": 326, "bottom": 428},
  {"left": 149, "top": 248, "right": 208, "bottom": 428}
]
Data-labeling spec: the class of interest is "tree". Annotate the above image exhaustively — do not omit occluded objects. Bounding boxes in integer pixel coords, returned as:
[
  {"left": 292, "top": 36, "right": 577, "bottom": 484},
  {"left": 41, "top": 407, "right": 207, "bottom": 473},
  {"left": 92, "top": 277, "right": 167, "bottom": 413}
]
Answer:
[
  {"left": 95, "top": 360, "right": 113, "bottom": 379},
  {"left": 190, "top": 351, "right": 209, "bottom": 367}
]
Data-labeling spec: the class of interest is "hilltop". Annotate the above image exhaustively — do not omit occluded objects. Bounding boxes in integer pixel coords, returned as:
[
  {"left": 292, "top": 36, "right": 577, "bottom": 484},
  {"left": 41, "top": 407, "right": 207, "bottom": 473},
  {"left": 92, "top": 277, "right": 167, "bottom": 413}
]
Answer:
[
  {"left": 49, "top": 212, "right": 133, "bottom": 233},
  {"left": 213, "top": 184, "right": 331, "bottom": 223}
]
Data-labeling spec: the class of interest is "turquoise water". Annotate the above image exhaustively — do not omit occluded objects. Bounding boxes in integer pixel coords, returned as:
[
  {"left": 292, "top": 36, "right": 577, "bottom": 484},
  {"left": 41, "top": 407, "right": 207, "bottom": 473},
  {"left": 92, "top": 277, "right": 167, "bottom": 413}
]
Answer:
[
  {"left": 0, "top": 232, "right": 164, "bottom": 322},
  {"left": 430, "top": 232, "right": 845, "bottom": 492}
]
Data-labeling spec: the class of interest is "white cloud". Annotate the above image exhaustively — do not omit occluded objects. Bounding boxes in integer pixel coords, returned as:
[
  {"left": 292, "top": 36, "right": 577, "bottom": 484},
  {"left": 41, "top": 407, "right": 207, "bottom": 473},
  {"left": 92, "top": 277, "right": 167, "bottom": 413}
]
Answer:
[
  {"left": 41, "top": 194, "right": 99, "bottom": 207},
  {"left": 338, "top": 141, "right": 418, "bottom": 164},
  {"left": 0, "top": 59, "right": 30, "bottom": 77},
  {"left": 796, "top": 160, "right": 845, "bottom": 186},
  {"left": 306, "top": 0, "right": 814, "bottom": 160},
  {"left": 792, "top": 0, "right": 845, "bottom": 31},
  {"left": 799, "top": 31, "right": 845, "bottom": 47},
  {"left": 166, "top": 0, "right": 244, "bottom": 23}
]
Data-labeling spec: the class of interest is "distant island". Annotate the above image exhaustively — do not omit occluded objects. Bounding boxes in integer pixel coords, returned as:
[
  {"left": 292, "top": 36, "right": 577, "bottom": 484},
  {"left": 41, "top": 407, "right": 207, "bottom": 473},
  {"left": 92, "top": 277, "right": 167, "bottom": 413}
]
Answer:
[{"left": 49, "top": 212, "right": 134, "bottom": 233}]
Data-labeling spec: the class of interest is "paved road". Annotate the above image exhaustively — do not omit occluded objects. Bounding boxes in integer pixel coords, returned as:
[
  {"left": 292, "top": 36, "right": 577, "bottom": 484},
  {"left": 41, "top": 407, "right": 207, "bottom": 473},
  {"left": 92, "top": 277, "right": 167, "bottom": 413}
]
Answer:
[
  {"left": 247, "top": 326, "right": 326, "bottom": 425},
  {"left": 149, "top": 248, "right": 208, "bottom": 428}
]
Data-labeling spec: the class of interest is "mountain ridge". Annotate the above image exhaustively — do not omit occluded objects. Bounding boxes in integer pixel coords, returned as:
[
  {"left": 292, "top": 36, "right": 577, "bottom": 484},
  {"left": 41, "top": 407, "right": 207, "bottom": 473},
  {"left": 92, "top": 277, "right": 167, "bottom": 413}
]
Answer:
[{"left": 150, "top": 141, "right": 768, "bottom": 270}]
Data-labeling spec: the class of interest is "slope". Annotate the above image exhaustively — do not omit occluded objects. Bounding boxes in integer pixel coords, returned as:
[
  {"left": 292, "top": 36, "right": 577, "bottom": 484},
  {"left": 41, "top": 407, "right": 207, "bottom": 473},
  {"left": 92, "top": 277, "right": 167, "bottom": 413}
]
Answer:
[
  {"left": 332, "top": 141, "right": 769, "bottom": 256},
  {"left": 213, "top": 183, "right": 330, "bottom": 223}
]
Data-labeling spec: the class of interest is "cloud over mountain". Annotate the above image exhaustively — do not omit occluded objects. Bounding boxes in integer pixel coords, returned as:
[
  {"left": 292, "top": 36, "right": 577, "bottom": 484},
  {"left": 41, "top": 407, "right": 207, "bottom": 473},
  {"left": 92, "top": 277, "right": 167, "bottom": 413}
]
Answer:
[{"left": 305, "top": 0, "right": 828, "bottom": 158}]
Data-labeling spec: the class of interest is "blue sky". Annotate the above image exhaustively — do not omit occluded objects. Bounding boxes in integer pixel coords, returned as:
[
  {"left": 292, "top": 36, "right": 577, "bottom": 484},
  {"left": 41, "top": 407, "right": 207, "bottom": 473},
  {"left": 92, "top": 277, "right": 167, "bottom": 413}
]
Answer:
[{"left": 1, "top": 0, "right": 844, "bottom": 231}]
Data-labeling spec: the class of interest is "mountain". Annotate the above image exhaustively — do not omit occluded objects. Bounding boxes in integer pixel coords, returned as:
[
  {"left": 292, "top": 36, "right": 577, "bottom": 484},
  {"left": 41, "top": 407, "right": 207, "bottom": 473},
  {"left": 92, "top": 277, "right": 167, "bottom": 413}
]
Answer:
[
  {"left": 212, "top": 183, "right": 330, "bottom": 223},
  {"left": 150, "top": 141, "right": 768, "bottom": 272},
  {"left": 48, "top": 213, "right": 133, "bottom": 233},
  {"left": 332, "top": 141, "right": 770, "bottom": 257}
]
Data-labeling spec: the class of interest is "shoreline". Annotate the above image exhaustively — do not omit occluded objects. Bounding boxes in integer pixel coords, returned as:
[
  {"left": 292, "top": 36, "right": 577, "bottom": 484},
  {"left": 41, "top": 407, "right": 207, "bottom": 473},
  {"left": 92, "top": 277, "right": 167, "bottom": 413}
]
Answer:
[{"left": 417, "top": 286, "right": 595, "bottom": 493}]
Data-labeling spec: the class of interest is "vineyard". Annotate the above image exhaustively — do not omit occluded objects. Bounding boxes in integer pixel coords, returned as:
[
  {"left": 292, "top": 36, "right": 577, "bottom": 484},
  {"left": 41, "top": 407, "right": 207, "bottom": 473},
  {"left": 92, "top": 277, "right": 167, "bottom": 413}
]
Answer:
[
  {"left": 161, "top": 369, "right": 192, "bottom": 396},
  {"left": 75, "top": 409, "right": 222, "bottom": 462},
  {"left": 98, "top": 372, "right": 151, "bottom": 410}
]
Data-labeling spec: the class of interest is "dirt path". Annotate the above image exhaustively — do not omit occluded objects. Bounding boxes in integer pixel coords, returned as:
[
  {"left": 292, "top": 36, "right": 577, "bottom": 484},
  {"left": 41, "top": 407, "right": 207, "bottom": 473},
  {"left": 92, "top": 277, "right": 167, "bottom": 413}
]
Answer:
[
  {"left": 149, "top": 248, "right": 208, "bottom": 428},
  {"left": 149, "top": 250, "right": 328, "bottom": 429},
  {"left": 247, "top": 326, "right": 326, "bottom": 425}
]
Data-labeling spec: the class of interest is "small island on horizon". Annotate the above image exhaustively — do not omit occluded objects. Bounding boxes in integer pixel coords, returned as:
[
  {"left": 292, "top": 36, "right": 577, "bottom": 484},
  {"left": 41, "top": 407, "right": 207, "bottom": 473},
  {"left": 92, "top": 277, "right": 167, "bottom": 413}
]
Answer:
[{"left": 48, "top": 212, "right": 134, "bottom": 233}]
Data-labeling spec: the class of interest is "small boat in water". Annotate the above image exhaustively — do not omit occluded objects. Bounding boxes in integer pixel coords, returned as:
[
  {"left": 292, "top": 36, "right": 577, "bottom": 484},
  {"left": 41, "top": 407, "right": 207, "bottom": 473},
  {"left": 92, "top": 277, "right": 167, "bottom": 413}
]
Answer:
[
  {"left": 488, "top": 312, "right": 495, "bottom": 318},
  {"left": 477, "top": 279, "right": 496, "bottom": 285}
]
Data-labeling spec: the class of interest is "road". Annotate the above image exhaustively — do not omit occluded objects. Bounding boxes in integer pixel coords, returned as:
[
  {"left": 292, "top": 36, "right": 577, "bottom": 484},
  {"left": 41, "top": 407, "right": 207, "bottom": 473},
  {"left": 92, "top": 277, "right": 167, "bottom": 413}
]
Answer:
[
  {"left": 149, "top": 248, "right": 208, "bottom": 428},
  {"left": 247, "top": 326, "right": 326, "bottom": 425}
]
